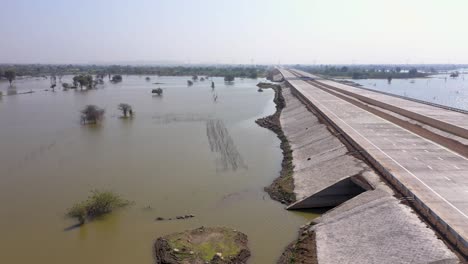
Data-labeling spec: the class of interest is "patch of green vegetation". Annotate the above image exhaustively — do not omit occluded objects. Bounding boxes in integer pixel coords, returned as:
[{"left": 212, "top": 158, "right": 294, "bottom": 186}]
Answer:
[
  {"left": 289, "top": 255, "right": 296, "bottom": 263},
  {"left": 166, "top": 228, "right": 243, "bottom": 261},
  {"left": 66, "top": 190, "right": 132, "bottom": 224}
]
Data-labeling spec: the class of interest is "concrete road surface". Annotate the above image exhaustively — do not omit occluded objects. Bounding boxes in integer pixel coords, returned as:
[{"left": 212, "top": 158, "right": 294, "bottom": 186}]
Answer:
[{"left": 280, "top": 68, "right": 468, "bottom": 252}]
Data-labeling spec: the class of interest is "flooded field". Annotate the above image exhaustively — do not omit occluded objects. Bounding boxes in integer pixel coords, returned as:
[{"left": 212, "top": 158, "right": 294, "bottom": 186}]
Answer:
[
  {"left": 345, "top": 72, "right": 468, "bottom": 110},
  {"left": 0, "top": 76, "right": 318, "bottom": 263}
]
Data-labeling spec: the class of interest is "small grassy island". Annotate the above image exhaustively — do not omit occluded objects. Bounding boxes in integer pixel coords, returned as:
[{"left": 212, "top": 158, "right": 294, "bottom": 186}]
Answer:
[{"left": 154, "top": 227, "right": 250, "bottom": 264}]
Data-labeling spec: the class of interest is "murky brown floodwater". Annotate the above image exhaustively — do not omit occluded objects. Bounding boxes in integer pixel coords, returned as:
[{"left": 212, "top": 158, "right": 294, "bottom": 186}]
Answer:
[{"left": 0, "top": 75, "right": 318, "bottom": 263}]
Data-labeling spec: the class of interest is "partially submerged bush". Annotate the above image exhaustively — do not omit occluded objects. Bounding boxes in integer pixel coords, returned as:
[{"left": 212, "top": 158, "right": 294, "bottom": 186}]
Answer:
[
  {"left": 152, "top": 88, "right": 163, "bottom": 95},
  {"left": 66, "top": 190, "right": 132, "bottom": 225},
  {"left": 224, "top": 74, "right": 235, "bottom": 82}
]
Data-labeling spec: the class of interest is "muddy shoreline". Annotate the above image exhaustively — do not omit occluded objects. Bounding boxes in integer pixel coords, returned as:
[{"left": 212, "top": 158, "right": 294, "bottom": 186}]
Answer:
[
  {"left": 277, "top": 226, "right": 318, "bottom": 264},
  {"left": 255, "top": 83, "right": 296, "bottom": 204}
]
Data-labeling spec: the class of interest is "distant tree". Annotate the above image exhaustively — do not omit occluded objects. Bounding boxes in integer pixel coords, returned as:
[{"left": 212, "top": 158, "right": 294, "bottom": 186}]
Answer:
[
  {"left": 118, "top": 103, "right": 133, "bottom": 117},
  {"left": 450, "top": 71, "right": 459, "bottom": 78},
  {"left": 352, "top": 72, "right": 364, "bottom": 79},
  {"left": 387, "top": 76, "right": 393, "bottom": 84},
  {"left": 96, "top": 73, "right": 105, "bottom": 80},
  {"left": 57, "top": 72, "right": 63, "bottom": 83},
  {"left": 224, "top": 74, "right": 235, "bottom": 82},
  {"left": 111, "top": 75, "right": 123, "bottom": 83},
  {"left": 395, "top": 67, "right": 402, "bottom": 73},
  {"left": 80, "top": 105, "right": 105, "bottom": 124},
  {"left": 50, "top": 74, "right": 57, "bottom": 90},
  {"left": 4, "top": 70, "right": 16, "bottom": 85},
  {"left": 248, "top": 71, "right": 258, "bottom": 79},
  {"left": 340, "top": 66, "right": 349, "bottom": 72},
  {"left": 408, "top": 68, "right": 418, "bottom": 76},
  {"left": 200, "top": 77, "right": 205, "bottom": 81}
]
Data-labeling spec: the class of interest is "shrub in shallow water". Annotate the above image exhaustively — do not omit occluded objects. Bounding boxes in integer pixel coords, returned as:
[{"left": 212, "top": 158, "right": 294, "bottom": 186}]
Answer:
[{"left": 66, "top": 190, "right": 132, "bottom": 225}]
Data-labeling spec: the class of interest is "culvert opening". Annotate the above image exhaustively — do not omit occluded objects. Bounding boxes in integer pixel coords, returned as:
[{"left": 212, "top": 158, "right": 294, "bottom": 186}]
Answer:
[{"left": 287, "top": 174, "right": 368, "bottom": 210}]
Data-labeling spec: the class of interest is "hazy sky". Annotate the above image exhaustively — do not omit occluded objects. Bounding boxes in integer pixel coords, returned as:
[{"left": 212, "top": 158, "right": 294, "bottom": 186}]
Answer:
[{"left": 1, "top": 0, "right": 468, "bottom": 64}]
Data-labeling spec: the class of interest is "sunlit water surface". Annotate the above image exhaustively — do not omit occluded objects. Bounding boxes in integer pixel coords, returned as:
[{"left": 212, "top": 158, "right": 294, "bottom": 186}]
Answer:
[
  {"left": 344, "top": 72, "right": 468, "bottom": 110},
  {"left": 0, "top": 76, "right": 318, "bottom": 263}
]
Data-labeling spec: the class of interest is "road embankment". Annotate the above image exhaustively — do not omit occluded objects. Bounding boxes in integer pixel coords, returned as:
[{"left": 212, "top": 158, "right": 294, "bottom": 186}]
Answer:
[{"left": 259, "top": 82, "right": 461, "bottom": 263}]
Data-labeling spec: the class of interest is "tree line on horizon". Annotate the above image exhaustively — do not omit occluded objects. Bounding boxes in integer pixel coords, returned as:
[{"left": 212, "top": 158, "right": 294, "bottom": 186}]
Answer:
[
  {"left": 0, "top": 64, "right": 266, "bottom": 79},
  {"left": 296, "top": 65, "right": 436, "bottom": 79}
]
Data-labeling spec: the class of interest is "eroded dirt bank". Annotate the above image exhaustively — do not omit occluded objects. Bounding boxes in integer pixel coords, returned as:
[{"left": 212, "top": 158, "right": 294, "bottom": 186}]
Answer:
[{"left": 256, "top": 83, "right": 296, "bottom": 204}]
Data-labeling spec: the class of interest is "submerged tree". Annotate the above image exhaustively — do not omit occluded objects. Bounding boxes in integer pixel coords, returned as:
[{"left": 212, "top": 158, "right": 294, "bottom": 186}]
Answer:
[
  {"left": 111, "top": 75, "right": 123, "bottom": 83},
  {"left": 211, "top": 81, "right": 215, "bottom": 89},
  {"left": 96, "top": 73, "right": 105, "bottom": 80},
  {"left": 50, "top": 74, "right": 57, "bottom": 90},
  {"left": 80, "top": 105, "right": 105, "bottom": 124},
  {"left": 66, "top": 190, "right": 132, "bottom": 225},
  {"left": 4, "top": 70, "right": 16, "bottom": 85},
  {"left": 73, "top": 74, "right": 93, "bottom": 89},
  {"left": 152, "top": 88, "right": 163, "bottom": 96},
  {"left": 187, "top": 80, "right": 193, "bottom": 86},
  {"left": 145, "top": 77, "right": 151, "bottom": 81},
  {"left": 224, "top": 74, "right": 235, "bottom": 82},
  {"left": 387, "top": 76, "right": 393, "bottom": 84},
  {"left": 118, "top": 103, "right": 133, "bottom": 117},
  {"left": 192, "top": 75, "right": 198, "bottom": 81},
  {"left": 450, "top": 71, "right": 459, "bottom": 78}
]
